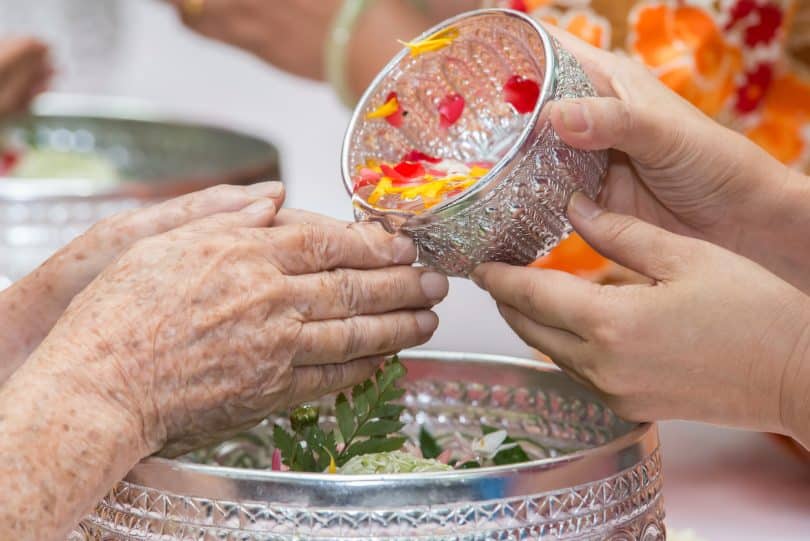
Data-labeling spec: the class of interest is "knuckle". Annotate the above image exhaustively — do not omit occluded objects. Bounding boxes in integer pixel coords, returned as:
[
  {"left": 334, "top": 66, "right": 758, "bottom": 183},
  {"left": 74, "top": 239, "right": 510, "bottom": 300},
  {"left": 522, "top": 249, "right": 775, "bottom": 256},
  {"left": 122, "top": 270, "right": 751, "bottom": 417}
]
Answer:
[
  {"left": 333, "top": 269, "right": 364, "bottom": 316},
  {"left": 600, "top": 214, "right": 638, "bottom": 246},
  {"left": 341, "top": 318, "right": 365, "bottom": 360},
  {"left": 588, "top": 314, "right": 625, "bottom": 352}
]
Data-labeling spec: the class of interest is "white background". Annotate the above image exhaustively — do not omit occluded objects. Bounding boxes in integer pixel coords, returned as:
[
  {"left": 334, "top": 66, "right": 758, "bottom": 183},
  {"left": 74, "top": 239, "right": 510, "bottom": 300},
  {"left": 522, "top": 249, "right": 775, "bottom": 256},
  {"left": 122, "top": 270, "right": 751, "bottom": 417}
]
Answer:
[{"left": 22, "top": 1, "right": 810, "bottom": 538}]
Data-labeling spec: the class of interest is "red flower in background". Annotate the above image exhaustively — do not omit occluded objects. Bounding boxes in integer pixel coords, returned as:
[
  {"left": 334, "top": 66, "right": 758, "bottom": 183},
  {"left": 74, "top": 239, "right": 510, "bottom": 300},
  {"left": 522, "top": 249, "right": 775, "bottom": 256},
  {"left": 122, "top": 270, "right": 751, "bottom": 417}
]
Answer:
[
  {"left": 725, "top": 0, "right": 783, "bottom": 47},
  {"left": 735, "top": 63, "right": 774, "bottom": 113},
  {"left": 508, "top": 0, "right": 528, "bottom": 12},
  {"left": 0, "top": 150, "right": 19, "bottom": 175},
  {"left": 438, "top": 93, "right": 465, "bottom": 128}
]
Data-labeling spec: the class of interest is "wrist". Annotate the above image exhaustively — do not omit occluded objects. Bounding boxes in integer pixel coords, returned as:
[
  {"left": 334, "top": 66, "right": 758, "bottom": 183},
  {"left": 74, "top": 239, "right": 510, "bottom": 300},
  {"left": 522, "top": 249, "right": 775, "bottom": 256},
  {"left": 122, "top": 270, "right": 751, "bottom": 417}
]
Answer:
[
  {"left": 31, "top": 329, "right": 159, "bottom": 457},
  {"left": 344, "top": 0, "right": 432, "bottom": 103},
  {"left": 731, "top": 166, "right": 810, "bottom": 293},
  {"left": 0, "top": 347, "right": 148, "bottom": 539},
  {"left": 780, "top": 298, "right": 810, "bottom": 449}
]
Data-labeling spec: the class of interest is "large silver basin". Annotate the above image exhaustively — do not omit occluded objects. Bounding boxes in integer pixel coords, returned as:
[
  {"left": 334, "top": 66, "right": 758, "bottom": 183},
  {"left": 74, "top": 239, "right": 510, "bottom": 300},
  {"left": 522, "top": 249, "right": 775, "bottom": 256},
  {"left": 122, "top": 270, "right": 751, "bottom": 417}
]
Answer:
[{"left": 74, "top": 351, "right": 665, "bottom": 540}]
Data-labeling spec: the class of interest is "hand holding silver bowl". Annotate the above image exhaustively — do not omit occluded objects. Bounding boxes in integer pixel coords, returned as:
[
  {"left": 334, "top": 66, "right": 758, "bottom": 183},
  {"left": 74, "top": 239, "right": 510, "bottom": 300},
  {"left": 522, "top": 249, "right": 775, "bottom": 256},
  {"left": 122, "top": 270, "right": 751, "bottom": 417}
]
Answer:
[{"left": 341, "top": 9, "right": 608, "bottom": 276}]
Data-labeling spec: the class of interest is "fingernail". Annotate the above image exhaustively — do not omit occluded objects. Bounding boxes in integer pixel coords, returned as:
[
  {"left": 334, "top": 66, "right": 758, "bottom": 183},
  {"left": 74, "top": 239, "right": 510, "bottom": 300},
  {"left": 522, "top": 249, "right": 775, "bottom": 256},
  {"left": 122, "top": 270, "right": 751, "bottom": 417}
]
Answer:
[
  {"left": 568, "top": 192, "right": 603, "bottom": 221},
  {"left": 420, "top": 272, "right": 449, "bottom": 302},
  {"left": 558, "top": 101, "right": 590, "bottom": 133},
  {"left": 244, "top": 198, "right": 276, "bottom": 214},
  {"left": 415, "top": 310, "right": 439, "bottom": 334},
  {"left": 247, "top": 181, "right": 284, "bottom": 197},
  {"left": 392, "top": 235, "right": 417, "bottom": 264}
]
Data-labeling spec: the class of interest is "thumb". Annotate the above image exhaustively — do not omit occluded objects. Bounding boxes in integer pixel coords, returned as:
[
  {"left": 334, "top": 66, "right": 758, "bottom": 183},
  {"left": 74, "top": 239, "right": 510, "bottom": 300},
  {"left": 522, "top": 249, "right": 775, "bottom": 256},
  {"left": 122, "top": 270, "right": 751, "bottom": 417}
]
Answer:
[
  {"left": 549, "top": 97, "right": 696, "bottom": 167},
  {"left": 567, "top": 192, "right": 687, "bottom": 281}
]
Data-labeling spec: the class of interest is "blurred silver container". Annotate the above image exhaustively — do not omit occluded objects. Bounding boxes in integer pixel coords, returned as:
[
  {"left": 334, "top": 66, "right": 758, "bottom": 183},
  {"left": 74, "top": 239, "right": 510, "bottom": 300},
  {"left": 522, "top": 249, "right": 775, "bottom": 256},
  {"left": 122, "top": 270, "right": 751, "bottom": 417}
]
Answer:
[
  {"left": 342, "top": 9, "right": 608, "bottom": 277},
  {"left": 74, "top": 351, "right": 665, "bottom": 540},
  {"left": 0, "top": 94, "right": 280, "bottom": 282}
]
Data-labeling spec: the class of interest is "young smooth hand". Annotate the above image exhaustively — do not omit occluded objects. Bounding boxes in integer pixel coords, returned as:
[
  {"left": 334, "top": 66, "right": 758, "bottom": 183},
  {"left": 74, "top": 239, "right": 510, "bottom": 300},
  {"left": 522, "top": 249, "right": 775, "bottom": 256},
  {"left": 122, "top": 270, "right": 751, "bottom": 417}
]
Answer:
[
  {"left": 474, "top": 195, "right": 810, "bottom": 449},
  {"left": 545, "top": 26, "right": 810, "bottom": 292}
]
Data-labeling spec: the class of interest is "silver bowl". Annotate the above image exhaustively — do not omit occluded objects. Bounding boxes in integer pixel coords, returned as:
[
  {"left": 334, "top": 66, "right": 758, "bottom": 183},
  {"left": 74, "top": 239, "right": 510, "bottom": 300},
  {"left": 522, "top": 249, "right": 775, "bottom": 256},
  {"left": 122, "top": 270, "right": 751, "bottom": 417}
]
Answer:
[
  {"left": 341, "top": 9, "right": 608, "bottom": 277},
  {"left": 74, "top": 351, "right": 665, "bottom": 540},
  {"left": 0, "top": 94, "right": 280, "bottom": 282}
]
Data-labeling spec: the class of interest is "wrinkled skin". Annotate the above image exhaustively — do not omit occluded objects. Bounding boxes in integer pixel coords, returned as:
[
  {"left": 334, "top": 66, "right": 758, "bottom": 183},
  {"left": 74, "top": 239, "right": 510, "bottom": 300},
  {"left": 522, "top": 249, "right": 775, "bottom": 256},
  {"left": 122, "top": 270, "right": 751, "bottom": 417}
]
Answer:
[
  {"left": 0, "top": 181, "right": 285, "bottom": 381},
  {"left": 46, "top": 199, "right": 444, "bottom": 456},
  {"left": 0, "top": 191, "right": 448, "bottom": 541},
  {"left": 0, "top": 37, "right": 52, "bottom": 117},
  {"left": 475, "top": 28, "right": 810, "bottom": 450}
]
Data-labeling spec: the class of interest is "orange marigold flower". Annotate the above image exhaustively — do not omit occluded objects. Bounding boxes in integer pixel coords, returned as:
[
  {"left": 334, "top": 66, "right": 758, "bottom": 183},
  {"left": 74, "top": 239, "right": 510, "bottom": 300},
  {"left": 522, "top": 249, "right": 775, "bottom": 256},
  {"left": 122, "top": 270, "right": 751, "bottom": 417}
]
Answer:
[
  {"left": 746, "top": 72, "right": 810, "bottom": 167},
  {"left": 563, "top": 10, "right": 611, "bottom": 50},
  {"left": 530, "top": 234, "right": 610, "bottom": 276},
  {"left": 629, "top": 3, "right": 743, "bottom": 117}
]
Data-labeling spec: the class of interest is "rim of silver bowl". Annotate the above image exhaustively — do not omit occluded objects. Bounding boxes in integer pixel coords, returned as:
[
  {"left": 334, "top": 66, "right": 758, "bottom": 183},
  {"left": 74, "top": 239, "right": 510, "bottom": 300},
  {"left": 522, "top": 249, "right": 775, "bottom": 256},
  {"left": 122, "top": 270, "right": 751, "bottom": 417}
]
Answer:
[
  {"left": 0, "top": 93, "right": 280, "bottom": 201},
  {"left": 124, "top": 350, "right": 658, "bottom": 507}
]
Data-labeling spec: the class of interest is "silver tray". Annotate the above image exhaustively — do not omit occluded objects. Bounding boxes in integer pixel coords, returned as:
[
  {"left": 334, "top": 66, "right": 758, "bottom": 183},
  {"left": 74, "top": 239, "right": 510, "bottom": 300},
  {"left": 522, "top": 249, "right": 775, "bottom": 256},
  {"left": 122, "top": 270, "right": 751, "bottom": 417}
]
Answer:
[
  {"left": 74, "top": 351, "right": 665, "bottom": 540},
  {"left": 0, "top": 94, "right": 280, "bottom": 282}
]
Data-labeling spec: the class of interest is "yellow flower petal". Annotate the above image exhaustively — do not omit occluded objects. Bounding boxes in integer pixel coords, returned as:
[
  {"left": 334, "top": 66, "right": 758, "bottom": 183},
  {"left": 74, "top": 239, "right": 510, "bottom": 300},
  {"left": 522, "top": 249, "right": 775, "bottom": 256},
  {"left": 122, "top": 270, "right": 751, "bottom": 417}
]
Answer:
[
  {"left": 367, "top": 177, "right": 392, "bottom": 204},
  {"left": 469, "top": 166, "right": 490, "bottom": 178},
  {"left": 398, "top": 29, "right": 459, "bottom": 58},
  {"left": 366, "top": 97, "right": 399, "bottom": 119},
  {"left": 328, "top": 455, "right": 337, "bottom": 474}
]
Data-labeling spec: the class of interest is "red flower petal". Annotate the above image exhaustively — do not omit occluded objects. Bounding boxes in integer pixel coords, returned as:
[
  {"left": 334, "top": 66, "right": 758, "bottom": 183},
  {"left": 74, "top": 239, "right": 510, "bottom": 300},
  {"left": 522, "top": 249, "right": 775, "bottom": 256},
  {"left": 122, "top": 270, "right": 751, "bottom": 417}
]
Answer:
[
  {"left": 380, "top": 163, "right": 409, "bottom": 184},
  {"left": 470, "top": 160, "right": 495, "bottom": 169},
  {"left": 393, "top": 161, "right": 426, "bottom": 178},
  {"left": 744, "top": 4, "right": 782, "bottom": 47},
  {"left": 353, "top": 167, "right": 383, "bottom": 192},
  {"left": 401, "top": 149, "right": 441, "bottom": 163},
  {"left": 725, "top": 0, "right": 755, "bottom": 30},
  {"left": 438, "top": 93, "right": 465, "bottom": 128},
  {"left": 508, "top": 0, "right": 528, "bottom": 12},
  {"left": 385, "top": 91, "right": 405, "bottom": 128},
  {"left": 504, "top": 75, "right": 540, "bottom": 114},
  {"left": 734, "top": 63, "right": 773, "bottom": 114}
]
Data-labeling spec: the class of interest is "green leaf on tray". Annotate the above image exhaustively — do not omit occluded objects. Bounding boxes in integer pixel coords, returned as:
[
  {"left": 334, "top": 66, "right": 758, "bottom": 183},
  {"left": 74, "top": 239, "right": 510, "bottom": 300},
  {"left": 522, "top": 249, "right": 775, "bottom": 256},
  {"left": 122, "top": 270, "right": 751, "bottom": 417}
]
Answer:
[
  {"left": 274, "top": 355, "right": 409, "bottom": 472},
  {"left": 481, "top": 424, "right": 531, "bottom": 465},
  {"left": 418, "top": 426, "right": 443, "bottom": 459},
  {"left": 342, "top": 436, "right": 408, "bottom": 463},
  {"left": 335, "top": 392, "right": 354, "bottom": 443},
  {"left": 356, "top": 419, "right": 405, "bottom": 438}
]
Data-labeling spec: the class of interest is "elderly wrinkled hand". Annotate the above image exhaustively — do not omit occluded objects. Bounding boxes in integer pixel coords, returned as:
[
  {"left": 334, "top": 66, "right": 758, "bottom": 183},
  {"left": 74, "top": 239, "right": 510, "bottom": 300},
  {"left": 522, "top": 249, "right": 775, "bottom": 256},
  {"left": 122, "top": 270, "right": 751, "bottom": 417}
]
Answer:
[
  {"left": 0, "top": 37, "right": 52, "bottom": 117},
  {"left": 0, "top": 181, "right": 286, "bottom": 381},
  {"left": 0, "top": 191, "right": 448, "bottom": 541},
  {"left": 43, "top": 202, "right": 446, "bottom": 457},
  {"left": 474, "top": 195, "right": 810, "bottom": 448}
]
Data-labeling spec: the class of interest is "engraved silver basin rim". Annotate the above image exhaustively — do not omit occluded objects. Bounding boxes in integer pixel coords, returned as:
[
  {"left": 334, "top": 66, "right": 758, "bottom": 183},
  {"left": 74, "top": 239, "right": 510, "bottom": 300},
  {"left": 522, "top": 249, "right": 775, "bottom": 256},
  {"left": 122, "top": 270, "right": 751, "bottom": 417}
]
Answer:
[
  {"left": 76, "top": 351, "right": 665, "bottom": 540},
  {"left": 341, "top": 9, "right": 608, "bottom": 276}
]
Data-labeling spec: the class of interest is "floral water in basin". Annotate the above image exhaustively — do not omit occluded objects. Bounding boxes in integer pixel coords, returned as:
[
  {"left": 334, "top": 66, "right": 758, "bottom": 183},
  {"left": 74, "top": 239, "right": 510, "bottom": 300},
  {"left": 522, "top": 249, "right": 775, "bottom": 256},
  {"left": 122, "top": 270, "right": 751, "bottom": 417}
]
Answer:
[{"left": 75, "top": 351, "right": 665, "bottom": 540}]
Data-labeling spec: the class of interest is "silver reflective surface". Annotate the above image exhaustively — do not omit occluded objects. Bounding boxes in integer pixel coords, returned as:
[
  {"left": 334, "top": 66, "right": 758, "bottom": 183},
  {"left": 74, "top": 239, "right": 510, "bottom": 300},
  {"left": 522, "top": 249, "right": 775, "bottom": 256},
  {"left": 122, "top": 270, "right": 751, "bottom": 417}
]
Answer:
[
  {"left": 341, "top": 10, "right": 608, "bottom": 276},
  {"left": 0, "top": 96, "right": 280, "bottom": 281},
  {"left": 77, "top": 351, "right": 664, "bottom": 540}
]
